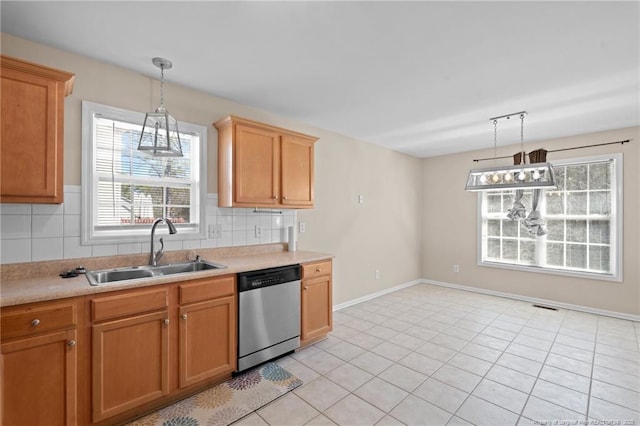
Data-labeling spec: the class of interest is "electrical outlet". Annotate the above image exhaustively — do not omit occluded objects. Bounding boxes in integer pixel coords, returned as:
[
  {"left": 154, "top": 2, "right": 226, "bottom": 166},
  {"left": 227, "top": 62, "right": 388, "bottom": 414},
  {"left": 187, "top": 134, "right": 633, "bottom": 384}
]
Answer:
[
  {"left": 255, "top": 225, "right": 263, "bottom": 238},
  {"left": 453, "top": 264, "right": 460, "bottom": 273},
  {"left": 299, "top": 222, "right": 306, "bottom": 233},
  {"left": 375, "top": 269, "right": 380, "bottom": 279},
  {"left": 358, "top": 194, "right": 365, "bottom": 204},
  {"left": 208, "top": 224, "right": 223, "bottom": 239}
]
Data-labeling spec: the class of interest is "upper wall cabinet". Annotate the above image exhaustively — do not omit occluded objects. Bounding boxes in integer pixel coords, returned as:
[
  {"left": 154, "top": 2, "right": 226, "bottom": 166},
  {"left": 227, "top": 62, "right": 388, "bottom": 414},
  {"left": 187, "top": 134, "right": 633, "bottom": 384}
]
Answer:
[
  {"left": 1, "top": 55, "right": 75, "bottom": 204},
  {"left": 214, "top": 116, "right": 318, "bottom": 209}
]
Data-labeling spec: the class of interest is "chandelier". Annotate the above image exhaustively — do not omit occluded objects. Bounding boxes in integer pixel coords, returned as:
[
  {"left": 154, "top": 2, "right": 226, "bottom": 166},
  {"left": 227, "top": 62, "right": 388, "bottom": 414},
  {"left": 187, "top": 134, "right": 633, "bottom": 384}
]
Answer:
[
  {"left": 465, "top": 112, "right": 556, "bottom": 191},
  {"left": 137, "top": 57, "right": 183, "bottom": 157}
]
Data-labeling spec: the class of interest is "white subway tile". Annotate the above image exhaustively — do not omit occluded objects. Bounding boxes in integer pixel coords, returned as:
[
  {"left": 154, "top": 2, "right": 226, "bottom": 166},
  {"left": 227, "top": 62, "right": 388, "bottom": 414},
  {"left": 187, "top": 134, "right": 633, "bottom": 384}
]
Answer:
[
  {"left": 219, "top": 231, "right": 233, "bottom": 247},
  {"left": 246, "top": 230, "right": 260, "bottom": 245},
  {"left": 92, "top": 244, "right": 118, "bottom": 257},
  {"left": 0, "top": 204, "right": 31, "bottom": 215},
  {"left": 1, "top": 238, "right": 31, "bottom": 263},
  {"left": 272, "top": 215, "right": 283, "bottom": 229},
  {"left": 164, "top": 240, "right": 183, "bottom": 251},
  {"left": 63, "top": 237, "right": 92, "bottom": 259},
  {"left": 200, "top": 238, "right": 217, "bottom": 249},
  {"left": 232, "top": 231, "right": 246, "bottom": 246},
  {"left": 32, "top": 203, "right": 63, "bottom": 215},
  {"left": 182, "top": 239, "right": 201, "bottom": 249},
  {"left": 32, "top": 237, "right": 64, "bottom": 261},
  {"left": 63, "top": 192, "right": 82, "bottom": 215},
  {"left": 259, "top": 214, "right": 272, "bottom": 229},
  {"left": 260, "top": 229, "right": 273, "bottom": 244},
  {"left": 118, "top": 242, "right": 142, "bottom": 255},
  {"left": 232, "top": 215, "right": 247, "bottom": 231},
  {"left": 1, "top": 215, "right": 31, "bottom": 239},
  {"left": 63, "top": 214, "right": 81, "bottom": 237},
  {"left": 32, "top": 215, "right": 64, "bottom": 238}
]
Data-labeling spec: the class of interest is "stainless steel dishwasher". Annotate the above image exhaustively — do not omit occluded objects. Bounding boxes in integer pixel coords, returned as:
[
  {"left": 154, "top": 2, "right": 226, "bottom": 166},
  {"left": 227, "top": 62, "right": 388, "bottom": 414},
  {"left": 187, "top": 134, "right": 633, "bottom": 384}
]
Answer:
[{"left": 237, "top": 264, "right": 301, "bottom": 372}]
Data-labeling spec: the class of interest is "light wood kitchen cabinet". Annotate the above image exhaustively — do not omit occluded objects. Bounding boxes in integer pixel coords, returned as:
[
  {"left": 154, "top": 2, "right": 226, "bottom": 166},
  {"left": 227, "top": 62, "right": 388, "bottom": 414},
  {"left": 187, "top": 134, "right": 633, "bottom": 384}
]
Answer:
[
  {"left": 1, "top": 299, "right": 80, "bottom": 426},
  {"left": 0, "top": 55, "right": 74, "bottom": 204},
  {"left": 214, "top": 115, "right": 318, "bottom": 208},
  {"left": 90, "top": 288, "right": 169, "bottom": 422},
  {"left": 178, "top": 276, "right": 237, "bottom": 388},
  {"left": 300, "top": 260, "right": 333, "bottom": 346}
]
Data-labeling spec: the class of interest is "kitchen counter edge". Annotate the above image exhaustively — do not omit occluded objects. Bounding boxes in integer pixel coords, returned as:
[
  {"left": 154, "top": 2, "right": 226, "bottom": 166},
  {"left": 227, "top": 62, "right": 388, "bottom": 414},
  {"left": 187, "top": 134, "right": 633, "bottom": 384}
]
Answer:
[{"left": 0, "top": 251, "right": 334, "bottom": 307}]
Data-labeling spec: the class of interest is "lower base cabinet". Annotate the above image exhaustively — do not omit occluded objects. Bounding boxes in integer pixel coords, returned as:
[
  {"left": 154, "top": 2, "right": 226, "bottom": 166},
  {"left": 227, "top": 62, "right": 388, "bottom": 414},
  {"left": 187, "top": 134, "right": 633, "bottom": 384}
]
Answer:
[
  {"left": 300, "top": 260, "right": 333, "bottom": 346},
  {"left": 90, "top": 276, "right": 237, "bottom": 424},
  {"left": 92, "top": 311, "right": 169, "bottom": 422},
  {"left": 0, "top": 298, "right": 79, "bottom": 426},
  {"left": 178, "top": 277, "right": 237, "bottom": 388},
  {"left": 1, "top": 329, "right": 77, "bottom": 426},
  {"left": 2, "top": 260, "right": 330, "bottom": 425}
]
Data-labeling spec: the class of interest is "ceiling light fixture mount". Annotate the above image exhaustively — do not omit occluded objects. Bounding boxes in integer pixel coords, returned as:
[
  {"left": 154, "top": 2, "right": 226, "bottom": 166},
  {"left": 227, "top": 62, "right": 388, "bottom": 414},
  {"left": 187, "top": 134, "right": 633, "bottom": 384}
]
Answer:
[
  {"left": 465, "top": 111, "right": 557, "bottom": 191},
  {"left": 137, "top": 57, "right": 183, "bottom": 157}
]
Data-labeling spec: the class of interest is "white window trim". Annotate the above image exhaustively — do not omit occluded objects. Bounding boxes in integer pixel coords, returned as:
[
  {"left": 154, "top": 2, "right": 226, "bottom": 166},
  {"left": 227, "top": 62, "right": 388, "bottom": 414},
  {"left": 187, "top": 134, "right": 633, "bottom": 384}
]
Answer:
[
  {"left": 81, "top": 100, "right": 207, "bottom": 245},
  {"left": 476, "top": 153, "right": 623, "bottom": 282}
]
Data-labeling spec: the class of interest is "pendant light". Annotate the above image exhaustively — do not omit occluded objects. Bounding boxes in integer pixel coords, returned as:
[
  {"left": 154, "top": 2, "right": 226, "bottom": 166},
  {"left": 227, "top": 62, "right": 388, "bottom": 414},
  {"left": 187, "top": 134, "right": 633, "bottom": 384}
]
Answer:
[
  {"left": 137, "top": 57, "right": 183, "bottom": 157},
  {"left": 465, "top": 111, "right": 556, "bottom": 191}
]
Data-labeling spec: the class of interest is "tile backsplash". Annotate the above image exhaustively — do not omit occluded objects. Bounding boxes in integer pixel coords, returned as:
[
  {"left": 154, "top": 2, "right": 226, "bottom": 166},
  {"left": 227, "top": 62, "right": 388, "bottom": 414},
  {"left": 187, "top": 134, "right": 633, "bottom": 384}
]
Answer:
[{"left": 0, "top": 185, "right": 297, "bottom": 264}]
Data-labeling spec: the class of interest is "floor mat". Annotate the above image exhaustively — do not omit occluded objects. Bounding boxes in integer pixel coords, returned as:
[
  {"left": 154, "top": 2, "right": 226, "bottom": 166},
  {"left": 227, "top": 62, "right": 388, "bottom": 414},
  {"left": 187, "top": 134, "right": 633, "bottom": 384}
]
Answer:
[{"left": 127, "top": 363, "right": 302, "bottom": 426}]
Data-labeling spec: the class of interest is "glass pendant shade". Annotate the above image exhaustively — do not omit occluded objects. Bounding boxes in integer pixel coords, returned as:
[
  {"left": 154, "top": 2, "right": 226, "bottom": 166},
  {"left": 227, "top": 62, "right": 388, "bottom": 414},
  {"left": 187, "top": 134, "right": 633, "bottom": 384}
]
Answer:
[
  {"left": 138, "top": 106, "right": 183, "bottom": 157},
  {"left": 465, "top": 162, "right": 557, "bottom": 191},
  {"left": 138, "top": 57, "right": 183, "bottom": 157}
]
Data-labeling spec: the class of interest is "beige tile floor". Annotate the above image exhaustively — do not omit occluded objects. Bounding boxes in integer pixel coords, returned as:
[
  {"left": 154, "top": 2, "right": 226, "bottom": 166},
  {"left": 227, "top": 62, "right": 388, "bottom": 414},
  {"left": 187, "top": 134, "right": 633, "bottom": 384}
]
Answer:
[{"left": 234, "top": 283, "right": 640, "bottom": 426}]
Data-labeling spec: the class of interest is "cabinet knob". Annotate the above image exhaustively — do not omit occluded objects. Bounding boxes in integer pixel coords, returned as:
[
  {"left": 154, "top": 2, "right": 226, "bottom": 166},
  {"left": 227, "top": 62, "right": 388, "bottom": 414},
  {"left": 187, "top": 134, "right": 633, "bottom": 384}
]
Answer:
[
  {"left": 315, "top": 268, "right": 321, "bottom": 272},
  {"left": 283, "top": 196, "right": 288, "bottom": 200},
  {"left": 31, "top": 319, "right": 40, "bottom": 327},
  {"left": 181, "top": 314, "right": 187, "bottom": 320},
  {"left": 304, "top": 286, "right": 309, "bottom": 290},
  {"left": 272, "top": 196, "right": 278, "bottom": 200},
  {"left": 164, "top": 319, "right": 170, "bottom": 325},
  {"left": 67, "top": 340, "right": 76, "bottom": 348}
]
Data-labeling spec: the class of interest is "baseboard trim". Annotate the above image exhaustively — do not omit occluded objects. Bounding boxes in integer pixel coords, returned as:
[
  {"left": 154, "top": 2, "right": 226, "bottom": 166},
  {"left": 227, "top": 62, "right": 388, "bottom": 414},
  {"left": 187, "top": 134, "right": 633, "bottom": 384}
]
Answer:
[
  {"left": 333, "top": 279, "right": 422, "bottom": 312},
  {"left": 332, "top": 278, "right": 639, "bottom": 322},
  {"left": 422, "top": 279, "right": 640, "bottom": 322}
]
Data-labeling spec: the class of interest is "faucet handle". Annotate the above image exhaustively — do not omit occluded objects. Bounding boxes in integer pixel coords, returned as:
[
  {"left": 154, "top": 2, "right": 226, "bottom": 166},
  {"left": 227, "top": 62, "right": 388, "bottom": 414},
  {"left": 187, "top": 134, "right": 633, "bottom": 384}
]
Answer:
[{"left": 155, "top": 237, "right": 165, "bottom": 263}]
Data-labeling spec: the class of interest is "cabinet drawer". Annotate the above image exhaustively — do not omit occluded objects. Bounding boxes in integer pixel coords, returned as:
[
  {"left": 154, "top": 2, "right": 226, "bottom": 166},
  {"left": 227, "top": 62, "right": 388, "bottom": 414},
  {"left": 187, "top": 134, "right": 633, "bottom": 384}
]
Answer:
[
  {"left": 302, "top": 260, "right": 332, "bottom": 279},
  {"left": 179, "top": 276, "right": 235, "bottom": 305},
  {"left": 1, "top": 301, "right": 76, "bottom": 340},
  {"left": 92, "top": 288, "right": 168, "bottom": 322}
]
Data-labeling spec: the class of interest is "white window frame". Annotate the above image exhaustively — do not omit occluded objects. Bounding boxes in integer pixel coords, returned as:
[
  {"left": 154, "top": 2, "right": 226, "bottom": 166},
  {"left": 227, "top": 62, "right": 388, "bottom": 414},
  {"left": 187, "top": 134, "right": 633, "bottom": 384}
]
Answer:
[
  {"left": 81, "top": 101, "right": 207, "bottom": 245},
  {"left": 477, "top": 153, "right": 623, "bottom": 282}
]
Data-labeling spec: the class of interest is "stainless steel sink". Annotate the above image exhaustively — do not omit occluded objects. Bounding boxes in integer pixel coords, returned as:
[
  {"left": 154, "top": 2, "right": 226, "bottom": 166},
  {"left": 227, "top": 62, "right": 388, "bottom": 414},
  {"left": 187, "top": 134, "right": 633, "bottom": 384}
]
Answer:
[{"left": 86, "top": 261, "right": 226, "bottom": 286}]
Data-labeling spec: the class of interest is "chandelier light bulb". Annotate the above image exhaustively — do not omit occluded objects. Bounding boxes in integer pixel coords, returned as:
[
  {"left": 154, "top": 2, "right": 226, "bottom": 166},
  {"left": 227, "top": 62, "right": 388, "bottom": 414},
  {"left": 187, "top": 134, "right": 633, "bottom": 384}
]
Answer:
[
  {"left": 518, "top": 171, "right": 526, "bottom": 181},
  {"left": 504, "top": 172, "right": 513, "bottom": 182},
  {"left": 532, "top": 169, "right": 541, "bottom": 179},
  {"left": 491, "top": 173, "right": 500, "bottom": 183}
]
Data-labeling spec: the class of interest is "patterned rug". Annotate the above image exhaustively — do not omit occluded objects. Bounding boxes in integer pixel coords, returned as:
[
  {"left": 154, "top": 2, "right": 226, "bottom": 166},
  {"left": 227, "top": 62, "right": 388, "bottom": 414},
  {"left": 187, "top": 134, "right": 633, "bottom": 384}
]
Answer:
[{"left": 127, "top": 363, "right": 302, "bottom": 426}]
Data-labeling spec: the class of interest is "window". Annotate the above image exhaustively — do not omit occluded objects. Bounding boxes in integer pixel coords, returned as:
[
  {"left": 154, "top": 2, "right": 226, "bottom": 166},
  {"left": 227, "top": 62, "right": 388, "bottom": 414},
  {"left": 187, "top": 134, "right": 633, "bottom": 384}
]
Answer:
[
  {"left": 479, "top": 154, "right": 622, "bottom": 281},
  {"left": 82, "top": 101, "right": 206, "bottom": 244}
]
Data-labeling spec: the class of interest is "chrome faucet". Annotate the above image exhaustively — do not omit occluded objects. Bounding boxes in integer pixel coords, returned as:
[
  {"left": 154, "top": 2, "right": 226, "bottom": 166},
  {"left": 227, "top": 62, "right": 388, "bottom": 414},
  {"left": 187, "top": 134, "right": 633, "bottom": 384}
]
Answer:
[{"left": 149, "top": 218, "right": 177, "bottom": 266}]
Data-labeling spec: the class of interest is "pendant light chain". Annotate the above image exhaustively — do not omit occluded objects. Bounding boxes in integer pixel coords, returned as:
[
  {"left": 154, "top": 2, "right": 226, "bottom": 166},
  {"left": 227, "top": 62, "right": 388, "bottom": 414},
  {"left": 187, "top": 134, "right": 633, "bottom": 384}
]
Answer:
[
  {"left": 493, "top": 119, "right": 498, "bottom": 166},
  {"left": 159, "top": 65, "right": 165, "bottom": 108},
  {"left": 520, "top": 113, "right": 525, "bottom": 164}
]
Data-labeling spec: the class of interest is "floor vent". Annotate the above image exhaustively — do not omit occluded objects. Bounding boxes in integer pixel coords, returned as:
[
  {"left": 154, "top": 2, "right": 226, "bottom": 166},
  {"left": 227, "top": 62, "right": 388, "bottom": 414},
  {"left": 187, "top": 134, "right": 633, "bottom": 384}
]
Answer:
[{"left": 533, "top": 304, "right": 558, "bottom": 311}]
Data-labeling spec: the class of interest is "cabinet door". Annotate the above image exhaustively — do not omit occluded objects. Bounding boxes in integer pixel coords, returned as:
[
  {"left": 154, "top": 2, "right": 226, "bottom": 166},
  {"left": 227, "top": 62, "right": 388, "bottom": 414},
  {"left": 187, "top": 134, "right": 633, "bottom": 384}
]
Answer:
[
  {"left": 1, "top": 329, "right": 77, "bottom": 426},
  {"left": 301, "top": 276, "right": 333, "bottom": 345},
  {"left": 91, "top": 311, "right": 169, "bottom": 422},
  {"left": 179, "top": 295, "right": 236, "bottom": 388},
  {"left": 0, "top": 58, "right": 73, "bottom": 204},
  {"left": 281, "top": 135, "right": 314, "bottom": 207},
  {"left": 234, "top": 124, "right": 280, "bottom": 205}
]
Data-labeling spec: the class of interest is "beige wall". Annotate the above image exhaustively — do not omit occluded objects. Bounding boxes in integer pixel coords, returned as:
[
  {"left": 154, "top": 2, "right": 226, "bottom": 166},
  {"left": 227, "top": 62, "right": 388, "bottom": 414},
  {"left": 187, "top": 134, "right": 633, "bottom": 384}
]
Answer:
[
  {"left": 1, "top": 33, "right": 424, "bottom": 306},
  {"left": 422, "top": 126, "right": 640, "bottom": 315}
]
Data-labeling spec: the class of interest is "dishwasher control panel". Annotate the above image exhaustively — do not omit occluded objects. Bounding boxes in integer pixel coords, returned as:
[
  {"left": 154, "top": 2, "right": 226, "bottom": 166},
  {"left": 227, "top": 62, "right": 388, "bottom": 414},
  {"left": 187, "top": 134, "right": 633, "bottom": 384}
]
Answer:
[{"left": 237, "top": 264, "right": 301, "bottom": 292}]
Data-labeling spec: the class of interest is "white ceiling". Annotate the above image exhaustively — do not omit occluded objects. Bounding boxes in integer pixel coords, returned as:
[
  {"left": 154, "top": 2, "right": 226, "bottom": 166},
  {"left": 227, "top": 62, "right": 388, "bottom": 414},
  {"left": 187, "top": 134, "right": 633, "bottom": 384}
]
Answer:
[{"left": 2, "top": 1, "right": 638, "bottom": 158}]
